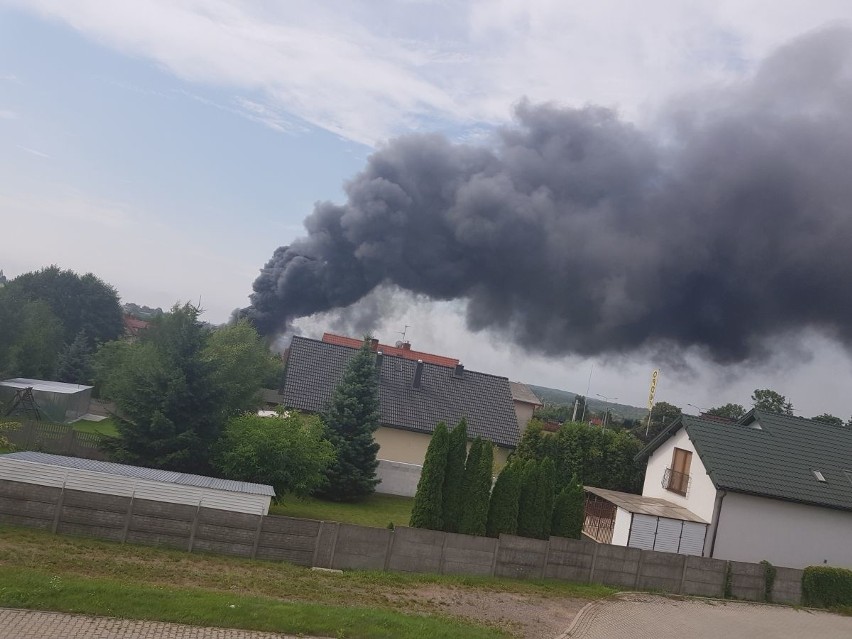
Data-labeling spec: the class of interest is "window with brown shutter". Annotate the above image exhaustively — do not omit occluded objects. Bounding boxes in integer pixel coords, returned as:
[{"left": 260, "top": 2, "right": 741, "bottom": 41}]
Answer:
[{"left": 665, "top": 448, "right": 692, "bottom": 495}]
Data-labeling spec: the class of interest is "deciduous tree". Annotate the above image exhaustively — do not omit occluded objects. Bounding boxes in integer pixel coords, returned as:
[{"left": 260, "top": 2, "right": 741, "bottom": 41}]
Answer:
[
  {"left": 752, "top": 389, "right": 793, "bottom": 415},
  {"left": 705, "top": 403, "right": 746, "bottom": 420}
]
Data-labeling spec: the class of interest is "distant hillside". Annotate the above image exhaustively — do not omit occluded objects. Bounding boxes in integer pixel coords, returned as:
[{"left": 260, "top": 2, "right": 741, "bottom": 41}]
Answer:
[{"left": 527, "top": 384, "right": 649, "bottom": 422}]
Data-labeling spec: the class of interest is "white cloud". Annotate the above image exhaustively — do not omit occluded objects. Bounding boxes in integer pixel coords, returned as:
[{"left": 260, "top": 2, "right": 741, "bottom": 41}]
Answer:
[
  {"left": 0, "top": 109, "right": 17, "bottom": 119},
  {"left": 9, "top": 0, "right": 852, "bottom": 144}
]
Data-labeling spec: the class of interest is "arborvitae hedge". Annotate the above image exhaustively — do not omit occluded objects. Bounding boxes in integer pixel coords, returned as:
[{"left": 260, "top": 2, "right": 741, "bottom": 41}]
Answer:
[
  {"left": 409, "top": 422, "right": 450, "bottom": 530},
  {"left": 486, "top": 462, "right": 521, "bottom": 537},
  {"left": 538, "top": 457, "right": 556, "bottom": 539},
  {"left": 441, "top": 418, "right": 468, "bottom": 533},
  {"left": 459, "top": 438, "right": 493, "bottom": 536},
  {"left": 517, "top": 460, "right": 544, "bottom": 538},
  {"left": 552, "top": 474, "right": 584, "bottom": 539},
  {"left": 802, "top": 566, "right": 852, "bottom": 608}
]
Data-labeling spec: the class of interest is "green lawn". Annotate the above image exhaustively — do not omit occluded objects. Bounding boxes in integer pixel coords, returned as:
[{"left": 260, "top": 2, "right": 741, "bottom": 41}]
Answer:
[
  {"left": 271, "top": 493, "right": 415, "bottom": 528},
  {"left": 71, "top": 417, "right": 119, "bottom": 437},
  {"left": 0, "top": 526, "right": 614, "bottom": 638}
]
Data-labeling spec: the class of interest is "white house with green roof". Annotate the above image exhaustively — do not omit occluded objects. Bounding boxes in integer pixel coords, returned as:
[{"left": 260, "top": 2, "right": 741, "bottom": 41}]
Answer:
[{"left": 634, "top": 410, "right": 852, "bottom": 569}]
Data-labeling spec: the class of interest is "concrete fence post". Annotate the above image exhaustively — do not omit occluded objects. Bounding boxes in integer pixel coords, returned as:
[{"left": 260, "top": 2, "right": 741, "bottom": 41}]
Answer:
[
  {"left": 250, "top": 510, "right": 265, "bottom": 559},
  {"left": 51, "top": 477, "right": 68, "bottom": 534},
  {"left": 633, "top": 550, "right": 646, "bottom": 589},
  {"left": 438, "top": 532, "right": 449, "bottom": 575},
  {"left": 541, "top": 538, "right": 552, "bottom": 579},
  {"left": 588, "top": 542, "right": 600, "bottom": 583},
  {"left": 187, "top": 500, "right": 202, "bottom": 553},
  {"left": 678, "top": 554, "right": 689, "bottom": 594},
  {"left": 490, "top": 535, "right": 500, "bottom": 576},
  {"left": 121, "top": 490, "right": 136, "bottom": 543},
  {"left": 382, "top": 527, "right": 397, "bottom": 571}
]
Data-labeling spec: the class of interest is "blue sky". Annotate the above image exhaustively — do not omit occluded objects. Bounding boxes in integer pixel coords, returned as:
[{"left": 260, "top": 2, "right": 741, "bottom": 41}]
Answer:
[{"left": 4, "top": 1, "right": 852, "bottom": 416}]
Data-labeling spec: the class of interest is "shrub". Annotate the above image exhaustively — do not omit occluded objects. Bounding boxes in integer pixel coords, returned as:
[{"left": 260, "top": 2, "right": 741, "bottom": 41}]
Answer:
[
  {"left": 802, "top": 566, "right": 852, "bottom": 608},
  {"left": 517, "top": 460, "right": 546, "bottom": 538},
  {"left": 410, "top": 422, "right": 449, "bottom": 530},
  {"left": 213, "top": 411, "right": 334, "bottom": 497},
  {"left": 538, "top": 457, "right": 556, "bottom": 538},
  {"left": 760, "top": 560, "right": 776, "bottom": 603}
]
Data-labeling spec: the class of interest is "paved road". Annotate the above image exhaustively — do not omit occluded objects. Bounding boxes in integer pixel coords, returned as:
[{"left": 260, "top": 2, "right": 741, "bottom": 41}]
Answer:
[
  {"left": 0, "top": 609, "right": 319, "bottom": 639},
  {"left": 565, "top": 593, "right": 852, "bottom": 639}
]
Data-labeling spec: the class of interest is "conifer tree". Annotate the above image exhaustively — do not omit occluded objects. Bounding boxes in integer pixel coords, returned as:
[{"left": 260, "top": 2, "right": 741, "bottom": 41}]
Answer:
[
  {"left": 486, "top": 462, "right": 521, "bottom": 537},
  {"left": 441, "top": 418, "right": 468, "bottom": 532},
  {"left": 539, "top": 457, "right": 556, "bottom": 539},
  {"left": 517, "top": 459, "right": 544, "bottom": 538},
  {"left": 410, "top": 422, "right": 450, "bottom": 530},
  {"left": 318, "top": 337, "right": 381, "bottom": 501},
  {"left": 55, "top": 330, "right": 93, "bottom": 384},
  {"left": 459, "top": 439, "right": 493, "bottom": 536},
  {"left": 552, "top": 475, "right": 585, "bottom": 539}
]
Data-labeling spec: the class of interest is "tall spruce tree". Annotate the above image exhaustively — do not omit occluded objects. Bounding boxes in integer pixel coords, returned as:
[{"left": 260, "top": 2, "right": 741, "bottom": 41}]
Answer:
[
  {"left": 441, "top": 418, "right": 468, "bottom": 532},
  {"left": 486, "top": 462, "right": 522, "bottom": 537},
  {"left": 552, "top": 475, "right": 584, "bottom": 539},
  {"left": 538, "top": 457, "right": 556, "bottom": 539},
  {"left": 318, "top": 337, "right": 381, "bottom": 501},
  {"left": 410, "top": 422, "right": 450, "bottom": 530},
  {"left": 55, "top": 330, "right": 93, "bottom": 384}
]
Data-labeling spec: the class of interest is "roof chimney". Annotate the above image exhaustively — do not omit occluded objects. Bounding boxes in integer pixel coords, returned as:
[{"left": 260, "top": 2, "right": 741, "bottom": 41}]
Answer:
[
  {"left": 413, "top": 359, "right": 424, "bottom": 389},
  {"left": 402, "top": 341, "right": 411, "bottom": 351},
  {"left": 454, "top": 363, "right": 465, "bottom": 378},
  {"left": 375, "top": 351, "right": 383, "bottom": 374},
  {"left": 370, "top": 338, "right": 379, "bottom": 351}
]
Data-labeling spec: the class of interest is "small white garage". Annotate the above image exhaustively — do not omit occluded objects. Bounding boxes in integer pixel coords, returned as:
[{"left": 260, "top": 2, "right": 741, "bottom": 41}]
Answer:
[
  {"left": 583, "top": 486, "right": 708, "bottom": 556},
  {"left": 0, "top": 451, "right": 275, "bottom": 515}
]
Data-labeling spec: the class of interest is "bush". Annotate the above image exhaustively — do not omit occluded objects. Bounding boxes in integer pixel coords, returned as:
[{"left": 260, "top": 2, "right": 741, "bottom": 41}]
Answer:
[
  {"left": 410, "top": 422, "right": 449, "bottom": 530},
  {"left": 802, "top": 566, "right": 852, "bottom": 608},
  {"left": 213, "top": 411, "right": 335, "bottom": 497}
]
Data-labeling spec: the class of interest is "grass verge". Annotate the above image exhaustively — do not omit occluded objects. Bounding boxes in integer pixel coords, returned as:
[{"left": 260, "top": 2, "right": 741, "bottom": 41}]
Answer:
[
  {"left": 0, "top": 526, "right": 613, "bottom": 636},
  {"left": 271, "top": 493, "right": 414, "bottom": 528},
  {"left": 0, "top": 567, "right": 504, "bottom": 639}
]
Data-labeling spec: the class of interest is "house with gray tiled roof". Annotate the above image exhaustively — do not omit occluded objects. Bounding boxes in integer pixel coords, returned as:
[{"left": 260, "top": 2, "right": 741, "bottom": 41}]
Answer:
[
  {"left": 626, "top": 409, "right": 852, "bottom": 569},
  {"left": 280, "top": 335, "right": 521, "bottom": 497}
]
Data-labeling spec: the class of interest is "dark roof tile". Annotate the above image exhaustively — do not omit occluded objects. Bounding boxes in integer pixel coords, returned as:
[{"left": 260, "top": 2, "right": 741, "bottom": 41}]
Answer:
[{"left": 282, "top": 336, "right": 520, "bottom": 448}]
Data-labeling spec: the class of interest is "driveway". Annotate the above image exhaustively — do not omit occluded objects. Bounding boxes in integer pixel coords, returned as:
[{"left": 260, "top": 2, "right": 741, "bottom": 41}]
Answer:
[
  {"left": 565, "top": 593, "right": 852, "bottom": 639},
  {"left": 0, "top": 608, "right": 316, "bottom": 639}
]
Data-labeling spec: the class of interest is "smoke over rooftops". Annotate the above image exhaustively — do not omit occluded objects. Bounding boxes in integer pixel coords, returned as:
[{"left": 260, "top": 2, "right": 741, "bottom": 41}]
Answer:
[{"left": 246, "top": 27, "right": 852, "bottom": 364}]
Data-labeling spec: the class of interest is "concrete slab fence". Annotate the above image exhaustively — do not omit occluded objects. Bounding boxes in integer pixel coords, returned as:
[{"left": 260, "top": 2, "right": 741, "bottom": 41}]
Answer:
[{"left": 0, "top": 478, "right": 801, "bottom": 604}]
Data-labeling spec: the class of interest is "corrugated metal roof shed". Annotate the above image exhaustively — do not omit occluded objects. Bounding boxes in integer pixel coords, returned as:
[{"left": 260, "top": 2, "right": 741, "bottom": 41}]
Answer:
[
  {"left": 1, "top": 378, "right": 93, "bottom": 393},
  {"left": 585, "top": 485, "right": 707, "bottom": 523},
  {"left": 2, "top": 451, "right": 274, "bottom": 496}
]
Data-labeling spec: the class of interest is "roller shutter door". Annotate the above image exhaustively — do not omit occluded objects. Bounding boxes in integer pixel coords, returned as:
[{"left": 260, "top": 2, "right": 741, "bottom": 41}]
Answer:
[
  {"left": 678, "top": 521, "right": 707, "bottom": 556},
  {"left": 627, "top": 514, "right": 657, "bottom": 549},
  {"left": 653, "top": 517, "right": 683, "bottom": 553}
]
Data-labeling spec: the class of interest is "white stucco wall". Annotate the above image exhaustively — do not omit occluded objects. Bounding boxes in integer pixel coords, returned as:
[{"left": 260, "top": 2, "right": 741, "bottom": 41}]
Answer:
[
  {"left": 611, "top": 506, "right": 632, "bottom": 546},
  {"left": 642, "top": 426, "right": 717, "bottom": 522},
  {"left": 712, "top": 492, "right": 852, "bottom": 569}
]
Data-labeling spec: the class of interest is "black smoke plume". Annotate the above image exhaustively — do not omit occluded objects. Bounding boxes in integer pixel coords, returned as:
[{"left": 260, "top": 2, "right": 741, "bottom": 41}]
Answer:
[{"left": 247, "top": 27, "right": 852, "bottom": 363}]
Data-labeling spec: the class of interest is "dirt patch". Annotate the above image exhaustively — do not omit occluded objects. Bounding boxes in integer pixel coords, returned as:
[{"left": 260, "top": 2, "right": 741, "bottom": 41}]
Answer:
[{"left": 388, "top": 584, "right": 587, "bottom": 639}]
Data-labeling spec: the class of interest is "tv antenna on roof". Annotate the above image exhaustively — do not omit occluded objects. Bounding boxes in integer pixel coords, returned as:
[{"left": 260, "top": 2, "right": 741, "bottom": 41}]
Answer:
[{"left": 398, "top": 325, "right": 411, "bottom": 343}]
